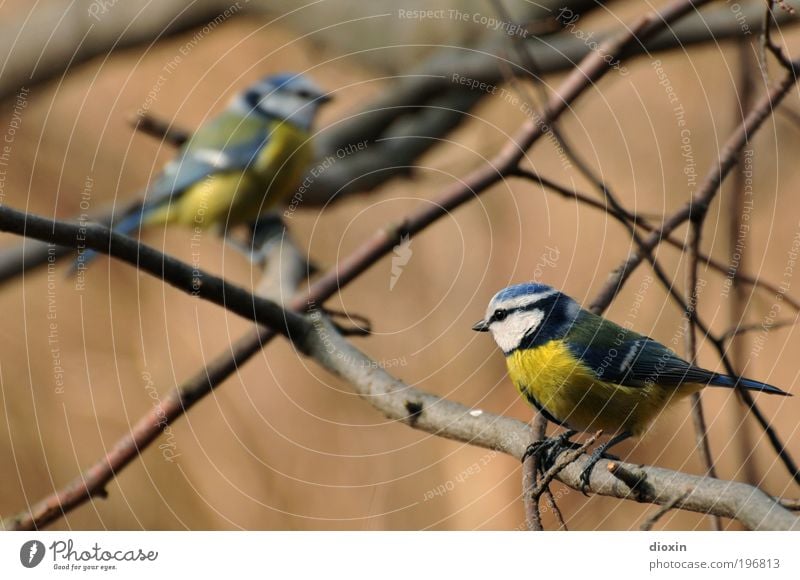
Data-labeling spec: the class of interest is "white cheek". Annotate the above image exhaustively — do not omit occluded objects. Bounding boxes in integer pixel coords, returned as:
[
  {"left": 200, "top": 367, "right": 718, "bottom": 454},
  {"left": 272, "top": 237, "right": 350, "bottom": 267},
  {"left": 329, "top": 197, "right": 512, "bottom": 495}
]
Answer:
[{"left": 490, "top": 310, "right": 544, "bottom": 353}]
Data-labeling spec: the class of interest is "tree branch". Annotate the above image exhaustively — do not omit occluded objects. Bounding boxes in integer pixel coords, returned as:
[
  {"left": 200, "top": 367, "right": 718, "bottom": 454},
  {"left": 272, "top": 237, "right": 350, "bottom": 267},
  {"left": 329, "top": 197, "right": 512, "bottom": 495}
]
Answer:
[
  {"left": 1, "top": 216, "right": 308, "bottom": 531},
  {"left": 298, "top": 316, "right": 800, "bottom": 531},
  {"left": 6, "top": 0, "right": 780, "bottom": 531},
  {"left": 0, "top": 206, "right": 311, "bottom": 344},
  {"left": 590, "top": 66, "right": 800, "bottom": 314}
]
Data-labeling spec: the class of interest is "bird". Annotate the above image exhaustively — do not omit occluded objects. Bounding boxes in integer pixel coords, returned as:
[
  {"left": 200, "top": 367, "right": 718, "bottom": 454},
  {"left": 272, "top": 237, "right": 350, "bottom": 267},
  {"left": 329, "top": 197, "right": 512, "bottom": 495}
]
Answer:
[
  {"left": 472, "top": 281, "right": 790, "bottom": 489},
  {"left": 73, "top": 72, "right": 330, "bottom": 271}
]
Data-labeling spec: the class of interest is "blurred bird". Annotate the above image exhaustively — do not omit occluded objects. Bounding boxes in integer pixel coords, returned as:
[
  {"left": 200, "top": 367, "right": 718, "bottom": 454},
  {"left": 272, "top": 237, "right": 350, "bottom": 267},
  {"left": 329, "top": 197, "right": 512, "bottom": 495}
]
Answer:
[
  {"left": 473, "top": 282, "right": 790, "bottom": 488},
  {"left": 74, "top": 72, "right": 330, "bottom": 270}
]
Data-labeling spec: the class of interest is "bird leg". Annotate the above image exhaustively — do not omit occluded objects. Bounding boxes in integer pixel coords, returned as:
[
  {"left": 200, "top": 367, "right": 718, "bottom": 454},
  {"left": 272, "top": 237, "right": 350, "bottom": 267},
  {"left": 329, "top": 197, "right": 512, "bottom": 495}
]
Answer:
[
  {"left": 579, "top": 430, "right": 632, "bottom": 492},
  {"left": 522, "top": 429, "right": 579, "bottom": 469},
  {"left": 219, "top": 226, "right": 260, "bottom": 261}
]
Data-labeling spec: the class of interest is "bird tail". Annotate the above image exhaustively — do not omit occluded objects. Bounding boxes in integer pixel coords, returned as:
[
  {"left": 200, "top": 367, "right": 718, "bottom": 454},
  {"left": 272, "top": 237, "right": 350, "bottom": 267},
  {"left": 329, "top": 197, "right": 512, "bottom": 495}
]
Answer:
[
  {"left": 66, "top": 208, "right": 145, "bottom": 276},
  {"left": 709, "top": 373, "right": 791, "bottom": 397}
]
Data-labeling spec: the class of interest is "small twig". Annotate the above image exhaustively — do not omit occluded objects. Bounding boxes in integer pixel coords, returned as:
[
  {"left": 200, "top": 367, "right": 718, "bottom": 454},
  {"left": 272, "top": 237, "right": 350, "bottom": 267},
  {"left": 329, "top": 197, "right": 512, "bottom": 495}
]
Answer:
[
  {"left": 541, "top": 487, "right": 568, "bottom": 530},
  {"left": 778, "top": 497, "right": 800, "bottom": 510},
  {"left": 764, "top": 1, "right": 797, "bottom": 72},
  {"left": 128, "top": 112, "right": 189, "bottom": 147},
  {"left": 523, "top": 414, "right": 548, "bottom": 531},
  {"left": 511, "top": 168, "right": 800, "bottom": 311},
  {"left": 2, "top": 0, "right": 759, "bottom": 532},
  {"left": 606, "top": 461, "right": 650, "bottom": 501},
  {"left": 728, "top": 44, "right": 760, "bottom": 491},
  {"left": 590, "top": 66, "right": 800, "bottom": 314},
  {"left": 640, "top": 492, "right": 690, "bottom": 531},
  {"left": 301, "top": 316, "right": 800, "bottom": 530},
  {"left": 719, "top": 318, "right": 799, "bottom": 344},
  {"left": 685, "top": 213, "right": 722, "bottom": 530}
]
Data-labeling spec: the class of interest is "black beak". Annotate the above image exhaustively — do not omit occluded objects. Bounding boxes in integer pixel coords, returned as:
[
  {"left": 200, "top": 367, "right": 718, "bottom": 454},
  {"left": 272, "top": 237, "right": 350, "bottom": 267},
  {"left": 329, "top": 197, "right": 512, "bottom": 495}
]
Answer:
[
  {"left": 472, "top": 319, "right": 490, "bottom": 332},
  {"left": 318, "top": 93, "right": 333, "bottom": 104}
]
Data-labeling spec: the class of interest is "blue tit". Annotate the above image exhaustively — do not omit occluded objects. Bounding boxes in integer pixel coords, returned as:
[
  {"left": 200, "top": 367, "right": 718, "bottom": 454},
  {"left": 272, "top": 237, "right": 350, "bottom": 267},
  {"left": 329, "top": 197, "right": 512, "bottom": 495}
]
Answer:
[
  {"left": 473, "top": 282, "right": 790, "bottom": 487},
  {"left": 75, "top": 72, "right": 330, "bottom": 270}
]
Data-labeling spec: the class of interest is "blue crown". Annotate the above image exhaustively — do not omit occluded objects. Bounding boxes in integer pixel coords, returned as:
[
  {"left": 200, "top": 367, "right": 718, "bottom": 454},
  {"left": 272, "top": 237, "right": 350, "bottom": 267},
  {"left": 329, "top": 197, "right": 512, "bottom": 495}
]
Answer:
[
  {"left": 494, "top": 282, "right": 554, "bottom": 302},
  {"left": 265, "top": 72, "right": 301, "bottom": 89}
]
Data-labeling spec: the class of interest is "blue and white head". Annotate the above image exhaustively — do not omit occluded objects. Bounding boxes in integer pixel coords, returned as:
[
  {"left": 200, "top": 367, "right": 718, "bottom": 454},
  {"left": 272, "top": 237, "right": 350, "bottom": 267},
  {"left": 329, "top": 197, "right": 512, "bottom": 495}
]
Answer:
[
  {"left": 472, "top": 282, "right": 580, "bottom": 354},
  {"left": 231, "top": 73, "right": 331, "bottom": 131}
]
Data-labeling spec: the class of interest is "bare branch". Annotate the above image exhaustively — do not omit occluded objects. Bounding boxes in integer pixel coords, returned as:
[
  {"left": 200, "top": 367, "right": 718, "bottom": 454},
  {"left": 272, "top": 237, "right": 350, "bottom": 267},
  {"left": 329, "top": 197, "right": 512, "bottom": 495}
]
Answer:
[
  {"left": 128, "top": 113, "right": 189, "bottom": 147},
  {"left": 590, "top": 67, "right": 800, "bottom": 314},
  {"left": 1, "top": 218, "right": 308, "bottom": 531},
  {"left": 511, "top": 168, "right": 800, "bottom": 311},
  {"left": 685, "top": 213, "right": 721, "bottom": 530},
  {"left": 3, "top": 0, "right": 771, "bottom": 531},
  {"left": 0, "top": 206, "right": 311, "bottom": 343},
  {"left": 299, "top": 316, "right": 800, "bottom": 531}
]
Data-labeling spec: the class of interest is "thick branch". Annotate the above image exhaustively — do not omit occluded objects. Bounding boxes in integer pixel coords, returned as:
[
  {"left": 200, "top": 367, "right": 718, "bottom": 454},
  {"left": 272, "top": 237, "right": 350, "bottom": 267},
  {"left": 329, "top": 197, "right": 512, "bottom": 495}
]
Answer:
[
  {"left": 303, "top": 316, "right": 800, "bottom": 531},
  {"left": 0, "top": 206, "right": 311, "bottom": 343}
]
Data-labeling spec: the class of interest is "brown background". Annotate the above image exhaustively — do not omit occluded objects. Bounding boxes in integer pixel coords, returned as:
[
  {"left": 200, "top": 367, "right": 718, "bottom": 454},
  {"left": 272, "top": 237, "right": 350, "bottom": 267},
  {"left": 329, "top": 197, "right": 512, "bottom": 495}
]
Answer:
[{"left": 1, "top": 1, "right": 799, "bottom": 530}]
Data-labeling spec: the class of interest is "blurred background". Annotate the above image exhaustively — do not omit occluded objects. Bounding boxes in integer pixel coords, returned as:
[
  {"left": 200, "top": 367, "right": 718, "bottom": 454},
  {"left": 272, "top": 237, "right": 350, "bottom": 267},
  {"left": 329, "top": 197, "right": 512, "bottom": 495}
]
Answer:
[{"left": 1, "top": 0, "right": 800, "bottom": 530}]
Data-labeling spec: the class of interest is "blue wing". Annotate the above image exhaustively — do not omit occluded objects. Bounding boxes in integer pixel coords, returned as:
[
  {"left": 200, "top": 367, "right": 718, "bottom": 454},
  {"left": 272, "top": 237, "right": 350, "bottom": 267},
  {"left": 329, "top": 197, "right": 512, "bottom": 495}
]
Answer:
[
  {"left": 146, "top": 112, "right": 274, "bottom": 205},
  {"left": 70, "top": 112, "right": 274, "bottom": 273},
  {"left": 568, "top": 335, "right": 711, "bottom": 387},
  {"left": 565, "top": 310, "right": 788, "bottom": 395}
]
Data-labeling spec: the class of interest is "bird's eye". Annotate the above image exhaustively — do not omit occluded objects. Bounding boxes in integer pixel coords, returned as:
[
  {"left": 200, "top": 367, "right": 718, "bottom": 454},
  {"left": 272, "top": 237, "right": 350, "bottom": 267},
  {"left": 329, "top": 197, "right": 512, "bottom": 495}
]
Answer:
[
  {"left": 493, "top": 309, "right": 508, "bottom": 322},
  {"left": 296, "top": 89, "right": 312, "bottom": 99}
]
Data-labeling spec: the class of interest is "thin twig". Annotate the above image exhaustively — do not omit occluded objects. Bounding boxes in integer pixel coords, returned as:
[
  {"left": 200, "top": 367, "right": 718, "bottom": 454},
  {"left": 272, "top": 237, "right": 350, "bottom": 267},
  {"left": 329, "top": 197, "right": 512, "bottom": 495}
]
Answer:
[
  {"left": 590, "top": 67, "right": 800, "bottom": 314},
  {"left": 729, "top": 42, "right": 762, "bottom": 490},
  {"left": 764, "top": 1, "right": 796, "bottom": 72},
  {"left": 522, "top": 414, "right": 548, "bottom": 531},
  {"left": 516, "top": 157, "right": 800, "bottom": 489},
  {"left": 640, "top": 492, "right": 690, "bottom": 531},
  {"left": 511, "top": 168, "right": 800, "bottom": 311},
  {"left": 778, "top": 497, "right": 800, "bottom": 510},
  {"left": 541, "top": 487, "right": 568, "bottom": 531},
  {"left": 685, "top": 215, "right": 722, "bottom": 530},
  {"left": 129, "top": 113, "right": 189, "bottom": 147},
  {"left": 720, "top": 319, "right": 799, "bottom": 343}
]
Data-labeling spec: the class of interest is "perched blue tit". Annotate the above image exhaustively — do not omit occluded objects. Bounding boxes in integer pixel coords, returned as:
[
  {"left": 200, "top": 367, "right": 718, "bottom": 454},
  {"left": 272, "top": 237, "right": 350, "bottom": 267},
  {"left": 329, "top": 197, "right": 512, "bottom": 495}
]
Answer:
[
  {"left": 76, "top": 72, "right": 329, "bottom": 269},
  {"left": 473, "top": 282, "right": 790, "bottom": 487}
]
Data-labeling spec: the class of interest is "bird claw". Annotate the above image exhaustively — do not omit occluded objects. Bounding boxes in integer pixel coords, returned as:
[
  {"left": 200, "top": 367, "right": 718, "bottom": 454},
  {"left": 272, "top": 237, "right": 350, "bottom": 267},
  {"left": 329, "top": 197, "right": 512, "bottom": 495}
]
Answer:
[
  {"left": 578, "top": 459, "right": 598, "bottom": 494},
  {"left": 578, "top": 448, "right": 620, "bottom": 494},
  {"left": 521, "top": 429, "right": 579, "bottom": 470}
]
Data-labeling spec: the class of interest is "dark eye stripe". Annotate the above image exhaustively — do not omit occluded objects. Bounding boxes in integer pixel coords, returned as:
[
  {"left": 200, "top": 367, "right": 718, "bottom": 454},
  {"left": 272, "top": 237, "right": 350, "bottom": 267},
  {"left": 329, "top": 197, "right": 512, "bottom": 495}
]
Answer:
[{"left": 493, "top": 294, "right": 557, "bottom": 322}]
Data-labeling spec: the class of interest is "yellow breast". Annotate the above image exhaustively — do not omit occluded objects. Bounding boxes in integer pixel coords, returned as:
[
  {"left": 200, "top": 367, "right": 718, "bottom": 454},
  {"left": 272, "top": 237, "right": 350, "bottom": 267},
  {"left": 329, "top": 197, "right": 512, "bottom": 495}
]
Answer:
[{"left": 505, "top": 340, "right": 699, "bottom": 436}]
